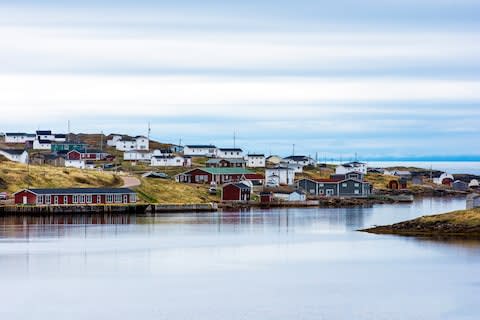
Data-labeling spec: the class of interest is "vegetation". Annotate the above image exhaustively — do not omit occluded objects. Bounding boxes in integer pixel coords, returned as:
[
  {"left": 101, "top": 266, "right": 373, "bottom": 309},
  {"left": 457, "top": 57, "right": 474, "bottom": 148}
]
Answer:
[
  {"left": 0, "top": 161, "right": 122, "bottom": 193},
  {"left": 362, "top": 208, "right": 480, "bottom": 237}
]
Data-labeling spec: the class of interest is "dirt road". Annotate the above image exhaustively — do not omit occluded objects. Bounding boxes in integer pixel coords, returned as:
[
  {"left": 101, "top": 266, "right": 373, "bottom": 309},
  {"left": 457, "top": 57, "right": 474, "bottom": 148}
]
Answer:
[{"left": 122, "top": 176, "right": 141, "bottom": 188}]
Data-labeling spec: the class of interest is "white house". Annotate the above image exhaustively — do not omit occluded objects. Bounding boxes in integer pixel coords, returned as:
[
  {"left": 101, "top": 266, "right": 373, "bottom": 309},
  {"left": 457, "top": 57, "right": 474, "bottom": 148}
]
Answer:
[
  {"left": 65, "top": 159, "right": 86, "bottom": 169},
  {"left": 151, "top": 155, "right": 191, "bottom": 167},
  {"left": 265, "top": 166, "right": 296, "bottom": 186},
  {"left": 0, "top": 149, "right": 29, "bottom": 164},
  {"left": 4, "top": 133, "right": 36, "bottom": 144},
  {"left": 283, "top": 162, "right": 304, "bottom": 173},
  {"left": 183, "top": 145, "right": 217, "bottom": 157},
  {"left": 434, "top": 173, "right": 455, "bottom": 185},
  {"left": 107, "top": 135, "right": 123, "bottom": 147},
  {"left": 36, "top": 130, "right": 55, "bottom": 141},
  {"left": 53, "top": 134, "right": 67, "bottom": 142},
  {"left": 134, "top": 136, "right": 149, "bottom": 150},
  {"left": 336, "top": 161, "right": 368, "bottom": 175},
  {"left": 273, "top": 190, "right": 306, "bottom": 202},
  {"left": 123, "top": 150, "right": 152, "bottom": 162},
  {"left": 33, "top": 139, "right": 52, "bottom": 150},
  {"left": 246, "top": 154, "right": 265, "bottom": 168},
  {"left": 114, "top": 136, "right": 149, "bottom": 151},
  {"left": 283, "top": 155, "right": 316, "bottom": 167},
  {"left": 217, "top": 148, "right": 244, "bottom": 159},
  {"left": 469, "top": 179, "right": 479, "bottom": 188}
]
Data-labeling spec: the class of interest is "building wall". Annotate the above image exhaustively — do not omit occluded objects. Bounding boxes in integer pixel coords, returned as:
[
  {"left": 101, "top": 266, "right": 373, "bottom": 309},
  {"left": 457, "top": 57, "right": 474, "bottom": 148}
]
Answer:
[
  {"left": 33, "top": 140, "right": 51, "bottom": 150},
  {"left": 14, "top": 191, "right": 137, "bottom": 205},
  {"left": 265, "top": 168, "right": 295, "bottom": 186},
  {"left": 5, "top": 135, "right": 35, "bottom": 144},
  {"left": 124, "top": 152, "right": 152, "bottom": 161},
  {"left": 151, "top": 156, "right": 186, "bottom": 167},
  {"left": 246, "top": 156, "right": 265, "bottom": 168},
  {"left": 217, "top": 150, "right": 243, "bottom": 159},
  {"left": 0, "top": 150, "right": 29, "bottom": 164},
  {"left": 183, "top": 146, "right": 217, "bottom": 157}
]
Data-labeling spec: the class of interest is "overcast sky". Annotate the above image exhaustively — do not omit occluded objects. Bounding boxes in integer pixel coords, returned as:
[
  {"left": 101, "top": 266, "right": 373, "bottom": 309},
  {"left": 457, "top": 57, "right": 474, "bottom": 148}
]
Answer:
[{"left": 0, "top": 0, "right": 479, "bottom": 159}]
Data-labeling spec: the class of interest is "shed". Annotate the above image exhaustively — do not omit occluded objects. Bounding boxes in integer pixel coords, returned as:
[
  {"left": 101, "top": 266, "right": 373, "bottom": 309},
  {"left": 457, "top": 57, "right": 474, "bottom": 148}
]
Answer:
[
  {"left": 222, "top": 182, "right": 251, "bottom": 202},
  {"left": 452, "top": 180, "right": 469, "bottom": 192}
]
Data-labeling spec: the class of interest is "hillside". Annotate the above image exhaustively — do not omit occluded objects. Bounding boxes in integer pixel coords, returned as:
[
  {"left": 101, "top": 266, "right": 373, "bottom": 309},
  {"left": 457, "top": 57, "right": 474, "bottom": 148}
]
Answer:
[
  {"left": 361, "top": 208, "right": 480, "bottom": 237},
  {"left": 0, "top": 161, "right": 122, "bottom": 194}
]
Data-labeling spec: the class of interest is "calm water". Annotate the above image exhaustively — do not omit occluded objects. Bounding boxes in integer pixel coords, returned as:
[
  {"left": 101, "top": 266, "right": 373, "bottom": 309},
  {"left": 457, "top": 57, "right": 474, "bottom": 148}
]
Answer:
[{"left": 1, "top": 197, "right": 480, "bottom": 320}]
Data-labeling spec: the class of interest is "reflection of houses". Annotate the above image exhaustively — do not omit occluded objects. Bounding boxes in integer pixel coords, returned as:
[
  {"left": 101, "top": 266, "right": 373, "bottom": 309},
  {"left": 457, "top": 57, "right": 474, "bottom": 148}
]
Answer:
[
  {"left": 206, "top": 158, "right": 246, "bottom": 168},
  {"left": 246, "top": 154, "right": 265, "bottom": 168},
  {"left": 336, "top": 161, "right": 367, "bottom": 175},
  {"left": 265, "top": 165, "right": 295, "bottom": 186},
  {"left": 297, "top": 172, "right": 372, "bottom": 197},
  {"left": 14, "top": 188, "right": 137, "bottom": 205},
  {"left": 466, "top": 194, "right": 480, "bottom": 209},
  {"left": 221, "top": 182, "right": 251, "bottom": 202},
  {"left": 0, "top": 149, "right": 29, "bottom": 164},
  {"left": 175, "top": 168, "right": 253, "bottom": 184}
]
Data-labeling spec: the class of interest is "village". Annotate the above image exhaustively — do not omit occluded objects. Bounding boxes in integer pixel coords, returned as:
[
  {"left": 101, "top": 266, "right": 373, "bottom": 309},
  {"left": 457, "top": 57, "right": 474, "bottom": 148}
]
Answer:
[{"left": 0, "top": 130, "right": 479, "bottom": 212}]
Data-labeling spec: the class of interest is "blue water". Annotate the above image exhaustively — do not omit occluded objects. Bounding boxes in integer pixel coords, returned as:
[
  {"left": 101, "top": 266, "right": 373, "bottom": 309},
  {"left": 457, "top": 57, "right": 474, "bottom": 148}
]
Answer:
[{"left": 0, "top": 197, "right": 479, "bottom": 320}]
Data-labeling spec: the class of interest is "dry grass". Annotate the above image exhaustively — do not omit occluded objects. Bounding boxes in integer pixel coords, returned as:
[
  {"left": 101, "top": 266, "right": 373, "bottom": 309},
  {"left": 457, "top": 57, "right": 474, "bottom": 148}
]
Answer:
[
  {"left": 136, "top": 178, "right": 220, "bottom": 204},
  {"left": 418, "top": 208, "right": 480, "bottom": 226},
  {"left": 0, "top": 161, "right": 122, "bottom": 193},
  {"left": 365, "top": 173, "right": 398, "bottom": 189}
]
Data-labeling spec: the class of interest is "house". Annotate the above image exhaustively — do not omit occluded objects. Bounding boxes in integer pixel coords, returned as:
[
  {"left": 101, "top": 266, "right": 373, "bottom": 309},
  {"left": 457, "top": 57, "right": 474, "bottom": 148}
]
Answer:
[
  {"left": 124, "top": 150, "right": 152, "bottom": 162},
  {"left": 4, "top": 133, "right": 36, "bottom": 144},
  {"left": 0, "top": 149, "right": 29, "bottom": 164},
  {"left": 388, "top": 178, "right": 408, "bottom": 190},
  {"left": 151, "top": 155, "right": 191, "bottom": 167},
  {"left": 452, "top": 180, "right": 469, "bottom": 192},
  {"left": 14, "top": 188, "right": 137, "bottom": 205},
  {"left": 217, "top": 148, "right": 243, "bottom": 159},
  {"left": 469, "top": 179, "right": 479, "bottom": 189},
  {"left": 243, "top": 173, "right": 265, "bottom": 186},
  {"left": 170, "top": 145, "right": 184, "bottom": 153},
  {"left": 411, "top": 175, "right": 424, "bottom": 185},
  {"left": 107, "top": 135, "right": 123, "bottom": 147},
  {"left": 260, "top": 192, "right": 273, "bottom": 203},
  {"left": 36, "top": 130, "right": 55, "bottom": 141},
  {"left": 221, "top": 182, "right": 251, "bottom": 202},
  {"left": 115, "top": 136, "right": 149, "bottom": 151},
  {"left": 434, "top": 173, "right": 454, "bottom": 185},
  {"left": 246, "top": 154, "right": 266, "bottom": 168},
  {"left": 335, "top": 161, "right": 368, "bottom": 175},
  {"left": 272, "top": 190, "right": 306, "bottom": 202},
  {"left": 265, "top": 165, "right": 295, "bottom": 186},
  {"left": 206, "top": 158, "right": 246, "bottom": 168},
  {"left": 142, "top": 172, "right": 169, "bottom": 179},
  {"left": 53, "top": 134, "right": 67, "bottom": 142},
  {"left": 51, "top": 143, "right": 88, "bottom": 153},
  {"left": 175, "top": 167, "right": 253, "bottom": 184},
  {"left": 393, "top": 171, "right": 412, "bottom": 179},
  {"left": 66, "top": 150, "right": 108, "bottom": 161},
  {"left": 30, "top": 153, "right": 65, "bottom": 167},
  {"left": 283, "top": 155, "right": 316, "bottom": 167},
  {"left": 65, "top": 159, "right": 85, "bottom": 169},
  {"left": 282, "top": 162, "right": 304, "bottom": 173},
  {"left": 466, "top": 194, "right": 480, "bottom": 209},
  {"left": 297, "top": 174, "right": 372, "bottom": 197},
  {"left": 33, "top": 139, "right": 52, "bottom": 150},
  {"left": 266, "top": 155, "right": 283, "bottom": 165},
  {"left": 183, "top": 145, "right": 217, "bottom": 157}
]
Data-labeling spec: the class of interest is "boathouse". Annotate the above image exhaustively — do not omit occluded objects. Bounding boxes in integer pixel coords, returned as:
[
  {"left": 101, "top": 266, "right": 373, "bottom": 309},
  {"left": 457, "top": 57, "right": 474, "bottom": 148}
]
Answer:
[
  {"left": 14, "top": 188, "right": 137, "bottom": 205},
  {"left": 221, "top": 182, "right": 251, "bottom": 202}
]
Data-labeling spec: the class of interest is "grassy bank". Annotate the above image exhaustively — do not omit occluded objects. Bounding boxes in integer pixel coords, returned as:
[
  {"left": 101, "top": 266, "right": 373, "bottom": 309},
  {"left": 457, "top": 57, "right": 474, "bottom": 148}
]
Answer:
[
  {"left": 361, "top": 208, "right": 480, "bottom": 237},
  {"left": 0, "top": 161, "right": 122, "bottom": 193}
]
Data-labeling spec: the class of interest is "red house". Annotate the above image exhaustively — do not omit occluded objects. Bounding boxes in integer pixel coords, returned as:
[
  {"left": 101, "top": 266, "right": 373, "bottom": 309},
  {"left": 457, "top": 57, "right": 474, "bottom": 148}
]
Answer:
[
  {"left": 388, "top": 178, "right": 407, "bottom": 190},
  {"left": 222, "top": 183, "right": 251, "bottom": 202},
  {"left": 67, "top": 149, "right": 109, "bottom": 161},
  {"left": 176, "top": 168, "right": 253, "bottom": 184},
  {"left": 14, "top": 188, "right": 137, "bottom": 205}
]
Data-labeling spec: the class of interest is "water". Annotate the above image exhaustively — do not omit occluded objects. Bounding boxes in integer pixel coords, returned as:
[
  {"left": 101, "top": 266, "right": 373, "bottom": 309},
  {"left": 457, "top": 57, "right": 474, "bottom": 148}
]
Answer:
[{"left": 1, "top": 197, "right": 479, "bottom": 320}]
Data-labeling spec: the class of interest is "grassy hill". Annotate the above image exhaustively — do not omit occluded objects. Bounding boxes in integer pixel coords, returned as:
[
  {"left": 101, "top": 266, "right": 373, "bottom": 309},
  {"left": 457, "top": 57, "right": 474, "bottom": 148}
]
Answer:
[{"left": 0, "top": 161, "right": 122, "bottom": 194}]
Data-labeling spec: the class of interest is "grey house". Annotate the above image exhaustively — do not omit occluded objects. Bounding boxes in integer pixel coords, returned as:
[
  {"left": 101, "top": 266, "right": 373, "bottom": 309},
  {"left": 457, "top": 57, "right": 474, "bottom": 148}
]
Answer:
[
  {"left": 297, "top": 174, "right": 372, "bottom": 198},
  {"left": 452, "top": 180, "right": 469, "bottom": 191}
]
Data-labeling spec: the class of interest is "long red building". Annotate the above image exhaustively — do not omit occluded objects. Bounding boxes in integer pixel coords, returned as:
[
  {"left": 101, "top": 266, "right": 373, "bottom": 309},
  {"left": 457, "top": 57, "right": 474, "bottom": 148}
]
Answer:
[{"left": 14, "top": 188, "right": 137, "bottom": 205}]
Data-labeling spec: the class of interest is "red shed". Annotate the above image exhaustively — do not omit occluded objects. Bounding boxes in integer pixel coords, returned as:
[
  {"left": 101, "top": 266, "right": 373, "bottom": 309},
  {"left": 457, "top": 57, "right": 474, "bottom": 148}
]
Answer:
[
  {"left": 260, "top": 192, "right": 273, "bottom": 203},
  {"left": 222, "top": 183, "right": 251, "bottom": 202},
  {"left": 441, "top": 178, "right": 454, "bottom": 187},
  {"left": 176, "top": 168, "right": 252, "bottom": 184},
  {"left": 14, "top": 188, "right": 137, "bottom": 205}
]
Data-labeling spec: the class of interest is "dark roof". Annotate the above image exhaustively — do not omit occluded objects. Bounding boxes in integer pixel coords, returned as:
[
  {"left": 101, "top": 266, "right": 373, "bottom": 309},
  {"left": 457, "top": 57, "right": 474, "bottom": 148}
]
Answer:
[
  {"left": 342, "top": 161, "right": 366, "bottom": 166},
  {"left": 225, "top": 182, "right": 251, "bottom": 190},
  {"left": 54, "top": 134, "right": 66, "bottom": 138},
  {"left": 5, "top": 132, "right": 35, "bottom": 136},
  {"left": 19, "top": 188, "right": 135, "bottom": 195},
  {"left": 0, "top": 149, "right": 27, "bottom": 155},
  {"left": 86, "top": 149, "right": 104, "bottom": 154},
  {"left": 185, "top": 144, "right": 216, "bottom": 148},
  {"left": 38, "top": 139, "right": 52, "bottom": 144},
  {"left": 284, "top": 155, "right": 312, "bottom": 161},
  {"left": 206, "top": 158, "right": 245, "bottom": 164},
  {"left": 153, "top": 155, "right": 179, "bottom": 159},
  {"left": 135, "top": 135, "right": 148, "bottom": 139},
  {"left": 218, "top": 148, "right": 243, "bottom": 152},
  {"left": 36, "top": 130, "right": 52, "bottom": 135},
  {"left": 248, "top": 154, "right": 265, "bottom": 157}
]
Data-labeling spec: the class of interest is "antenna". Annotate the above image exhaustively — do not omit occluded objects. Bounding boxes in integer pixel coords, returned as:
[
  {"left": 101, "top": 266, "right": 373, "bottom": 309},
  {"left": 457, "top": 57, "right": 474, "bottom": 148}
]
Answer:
[
  {"left": 292, "top": 144, "right": 295, "bottom": 156},
  {"left": 233, "top": 130, "right": 236, "bottom": 149}
]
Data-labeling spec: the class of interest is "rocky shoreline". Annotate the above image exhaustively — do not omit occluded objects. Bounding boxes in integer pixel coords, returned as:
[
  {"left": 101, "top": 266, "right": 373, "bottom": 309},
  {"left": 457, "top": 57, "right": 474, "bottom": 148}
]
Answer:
[{"left": 361, "top": 208, "right": 480, "bottom": 238}]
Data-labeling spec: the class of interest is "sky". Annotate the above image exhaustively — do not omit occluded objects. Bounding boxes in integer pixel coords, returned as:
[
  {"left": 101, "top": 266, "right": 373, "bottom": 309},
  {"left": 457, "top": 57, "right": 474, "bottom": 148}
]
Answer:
[{"left": 0, "top": 0, "right": 479, "bottom": 160}]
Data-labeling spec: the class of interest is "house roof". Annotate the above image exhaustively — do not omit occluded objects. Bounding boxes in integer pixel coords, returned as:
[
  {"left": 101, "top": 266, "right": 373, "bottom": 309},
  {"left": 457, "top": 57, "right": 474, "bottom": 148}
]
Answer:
[
  {"left": 180, "top": 167, "right": 252, "bottom": 175},
  {"left": 206, "top": 158, "right": 245, "bottom": 164},
  {"left": 5, "top": 132, "right": 35, "bottom": 137},
  {"left": 218, "top": 148, "right": 243, "bottom": 152},
  {"left": 225, "top": 182, "right": 251, "bottom": 190},
  {"left": 247, "top": 154, "right": 265, "bottom": 157},
  {"left": 284, "top": 155, "right": 312, "bottom": 161},
  {"left": 16, "top": 188, "right": 135, "bottom": 195},
  {"left": 152, "top": 155, "right": 181, "bottom": 159},
  {"left": 54, "top": 134, "right": 66, "bottom": 138},
  {"left": 36, "top": 130, "right": 52, "bottom": 135},
  {"left": 38, "top": 139, "right": 52, "bottom": 144},
  {"left": 0, "top": 149, "right": 27, "bottom": 155},
  {"left": 243, "top": 173, "right": 264, "bottom": 180},
  {"left": 185, "top": 144, "right": 216, "bottom": 148}
]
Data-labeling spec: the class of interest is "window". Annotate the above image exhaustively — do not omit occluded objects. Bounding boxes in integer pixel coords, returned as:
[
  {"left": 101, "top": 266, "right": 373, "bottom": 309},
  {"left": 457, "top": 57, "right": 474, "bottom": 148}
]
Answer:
[
  {"left": 130, "top": 194, "right": 136, "bottom": 203},
  {"left": 354, "top": 190, "right": 360, "bottom": 194},
  {"left": 309, "top": 189, "right": 315, "bottom": 194},
  {"left": 106, "top": 194, "right": 113, "bottom": 203},
  {"left": 45, "top": 195, "right": 51, "bottom": 205},
  {"left": 342, "top": 183, "right": 347, "bottom": 187},
  {"left": 86, "top": 195, "right": 92, "bottom": 203},
  {"left": 54, "top": 196, "right": 58, "bottom": 205},
  {"left": 319, "top": 183, "right": 324, "bottom": 187},
  {"left": 354, "top": 183, "right": 360, "bottom": 187},
  {"left": 115, "top": 195, "right": 122, "bottom": 203},
  {"left": 326, "top": 189, "right": 334, "bottom": 196},
  {"left": 64, "top": 196, "right": 68, "bottom": 204},
  {"left": 73, "top": 195, "right": 79, "bottom": 204},
  {"left": 37, "top": 195, "right": 44, "bottom": 204},
  {"left": 79, "top": 195, "right": 85, "bottom": 203},
  {"left": 319, "top": 190, "right": 324, "bottom": 195},
  {"left": 97, "top": 195, "right": 101, "bottom": 203}
]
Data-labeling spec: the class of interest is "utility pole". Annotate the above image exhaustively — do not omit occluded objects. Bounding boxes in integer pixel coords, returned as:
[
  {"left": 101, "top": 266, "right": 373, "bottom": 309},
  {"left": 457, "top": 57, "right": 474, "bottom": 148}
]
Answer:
[
  {"left": 100, "top": 131, "right": 103, "bottom": 152},
  {"left": 292, "top": 144, "right": 295, "bottom": 156},
  {"left": 233, "top": 131, "right": 236, "bottom": 149},
  {"left": 67, "top": 120, "right": 71, "bottom": 142}
]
